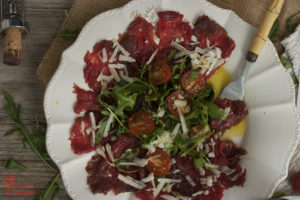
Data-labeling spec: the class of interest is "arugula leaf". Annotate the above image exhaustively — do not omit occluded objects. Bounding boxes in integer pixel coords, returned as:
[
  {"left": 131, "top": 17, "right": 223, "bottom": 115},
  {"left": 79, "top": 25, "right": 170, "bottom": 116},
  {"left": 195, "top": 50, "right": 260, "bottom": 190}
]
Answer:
[
  {"left": 4, "top": 128, "right": 18, "bottom": 136},
  {"left": 115, "top": 149, "right": 140, "bottom": 173},
  {"left": 140, "top": 127, "right": 165, "bottom": 145},
  {"left": 2, "top": 160, "right": 28, "bottom": 171},
  {"left": 39, "top": 173, "right": 60, "bottom": 200},
  {"left": 95, "top": 119, "right": 108, "bottom": 143},
  {"left": 287, "top": 11, "right": 300, "bottom": 33},
  {"left": 269, "top": 18, "right": 280, "bottom": 42},
  {"left": 271, "top": 191, "right": 287, "bottom": 199},
  {"left": 3, "top": 92, "right": 58, "bottom": 172},
  {"left": 205, "top": 102, "right": 227, "bottom": 120},
  {"left": 166, "top": 49, "right": 178, "bottom": 61},
  {"left": 280, "top": 56, "right": 299, "bottom": 84},
  {"left": 59, "top": 10, "right": 80, "bottom": 40},
  {"left": 59, "top": 29, "right": 80, "bottom": 40},
  {"left": 140, "top": 64, "right": 151, "bottom": 78},
  {"left": 192, "top": 86, "right": 215, "bottom": 102},
  {"left": 185, "top": 101, "right": 209, "bottom": 126},
  {"left": 194, "top": 157, "right": 205, "bottom": 168}
]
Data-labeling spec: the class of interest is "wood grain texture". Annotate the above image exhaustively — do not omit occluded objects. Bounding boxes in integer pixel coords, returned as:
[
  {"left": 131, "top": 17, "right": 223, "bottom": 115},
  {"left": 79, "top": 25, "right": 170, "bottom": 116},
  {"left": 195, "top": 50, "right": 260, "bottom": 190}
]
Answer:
[
  {"left": 0, "top": 0, "right": 299, "bottom": 200},
  {"left": 0, "top": 1, "right": 73, "bottom": 199}
]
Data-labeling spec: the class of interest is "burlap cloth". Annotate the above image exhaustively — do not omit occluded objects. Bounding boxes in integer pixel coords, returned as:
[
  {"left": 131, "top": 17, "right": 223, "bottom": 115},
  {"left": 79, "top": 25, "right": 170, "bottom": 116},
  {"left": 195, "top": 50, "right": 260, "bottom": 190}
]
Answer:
[{"left": 37, "top": 0, "right": 300, "bottom": 85}]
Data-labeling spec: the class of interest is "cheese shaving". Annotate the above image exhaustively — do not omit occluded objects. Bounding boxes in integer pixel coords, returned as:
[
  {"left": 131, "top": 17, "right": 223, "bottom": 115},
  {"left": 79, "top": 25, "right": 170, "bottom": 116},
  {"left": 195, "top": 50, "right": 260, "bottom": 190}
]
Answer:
[
  {"left": 153, "top": 181, "right": 166, "bottom": 197},
  {"left": 177, "top": 107, "right": 188, "bottom": 134},
  {"left": 105, "top": 143, "right": 114, "bottom": 162},
  {"left": 109, "top": 67, "right": 121, "bottom": 82},
  {"left": 185, "top": 175, "right": 196, "bottom": 187},
  {"left": 157, "top": 178, "right": 181, "bottom": 183},
  {"left": 171, "top": 123, "right": 181, "bottom": 138},
  {"left": 119, "top": 55, "right": 136, "bottom": 62},
  {"left": 80, "top": 121, "right": 85, "bottom": 135},
  {"left": 113, "top": 39, "right": 130, "bottom": 56},
  {"left": 117, "top": 174, "right": 146, "bottom": 189},
  {"left": 141, "top": 173, "right": 154, "bottom": 183},
  {"left": 118, "top": 158, "right": 148, "bottom": 167},
  {"left": 89, "top": 112, "right": 96, "bottom": 130},
  {"left": 146, "top": 49, "right": 159, "bottom": 65},
  {"left": 96, "top": 146, "right": 106, "bottom": 159},
  {"left": 119, "top": 71, "right": 133, "bottom": 83},
  {"left": 171, "top": 41, "right": 188, "bottom": 52},
  {"left": 160, "top": 194, "right": 178, "bottom": 200},
  {"left": 192, "top": 191, "right": 204, "bottom": 196},
  {"left": 109, "top": 45, "right": 119, "bottom": 63},
  {"left": 108, "top": 63, "right": 126, "bottom": 69},
  {"left": 103, "top": 112, "right": 114, "bottom": 137}
]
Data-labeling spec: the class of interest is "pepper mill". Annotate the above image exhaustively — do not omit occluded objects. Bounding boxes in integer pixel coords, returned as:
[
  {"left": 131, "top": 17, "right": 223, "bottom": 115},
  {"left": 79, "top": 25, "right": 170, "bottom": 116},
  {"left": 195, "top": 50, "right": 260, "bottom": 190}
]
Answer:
[{"left": 1, "top": 0, "right": 29, "bottom": 66}]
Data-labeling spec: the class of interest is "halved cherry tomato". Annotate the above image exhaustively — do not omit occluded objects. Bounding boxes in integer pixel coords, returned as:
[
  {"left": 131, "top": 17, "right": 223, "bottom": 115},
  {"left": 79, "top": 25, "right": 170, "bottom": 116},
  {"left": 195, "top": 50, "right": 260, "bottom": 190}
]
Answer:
[
  {"left": 146, "top": 149, "right": 171, "bottom": 176},
  {"left": 128, "top": 111, "right": 155, "bottom": 136},
  {"left": 292, "top": 171, "right": 300, "bottom": 194},
  {"left": 166, "top": 90, "right": 191, "bottom": 117},
  {"left": 148, "top": 61, "right": 172, "bottom": 85},
  {"left": 181, "top": 70, "right": 206, "bottom": 94}
]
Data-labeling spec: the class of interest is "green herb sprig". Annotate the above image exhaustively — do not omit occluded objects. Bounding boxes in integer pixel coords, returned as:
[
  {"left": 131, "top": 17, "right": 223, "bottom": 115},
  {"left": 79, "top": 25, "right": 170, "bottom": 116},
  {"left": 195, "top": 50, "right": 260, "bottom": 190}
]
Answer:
[
  {"left": 3, "top": 92, "right": 60, "bottom": 200},
  {"left": 59, "top": 10, "right": 80, "bottom": 40}
]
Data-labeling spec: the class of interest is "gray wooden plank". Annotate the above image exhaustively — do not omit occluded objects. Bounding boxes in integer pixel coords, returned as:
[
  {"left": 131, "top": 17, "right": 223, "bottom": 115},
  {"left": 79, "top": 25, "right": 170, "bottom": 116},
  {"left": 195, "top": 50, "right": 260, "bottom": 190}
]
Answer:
[{"left": 0, "top": 0, "right": 74, "bottom": 199}]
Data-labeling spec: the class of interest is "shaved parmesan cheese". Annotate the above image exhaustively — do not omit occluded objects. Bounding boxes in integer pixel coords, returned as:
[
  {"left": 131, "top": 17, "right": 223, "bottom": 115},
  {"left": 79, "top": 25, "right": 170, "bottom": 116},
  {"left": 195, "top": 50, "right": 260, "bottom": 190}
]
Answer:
[
  {"left": 206, "top": 176, "right": 213, "bottom": 187},
  {"left": 103, "top": 112, "right": 114, "bottom": 137},
  {"left": 191, "top": 35, "right": 197, "bottom": 42},
  {"left": 224, "top": 107, "right": 231, "bottom": 116},
  {"left": 171, "top": 41, "right": 188, "bottom": 52},
  {"left": 160, "top": 194, "right": 177, "bottom": 200},
  {"left": 86, "top": 127, "right": 92, "bottom": 134},
  {"left": 109, "top": 46, "right": 119, "bottom": 63},
  {"left": 113, "top": 39, "right": 130, "bottom": 56},
  {"left": 175, "top": 50, "right": 190, "bottom": 59},
  {"left": 96, "top": 146, "right": 106, "bottom": 159},
  {"left": 150, "top": 131, "right": 173, "bottom": 149},
  {"left": 119, "top": 71, "right": 133, "bottom": 83},
  {"left": 118, "top": 158, "right": 148, "bottom": 167},
  {"left": 208, "top": 152, "right": 215, "bottom": 158},
  {"left": 153, "top": 34, "right": 160, "bottom": 45},
  {"left": 205, "top": 163, "right": 218, "bottom": 169},
  {"left": 171, "top": 159, "right": 176, "bottom": 165},
  {"left": 185, "top": 175, "right": 196, "bottom": 187},
  {"left": 199, "top": 168, "right": 206, "bottom": 176},
  {"left": 157, "top": 178, "right": 181, "bottom": 183},
  {"left": 89, "top": 112, "right": 96, "bottom": 130},
  {"left": 174, "top": 99, "right": 187, "bottom": 108},
  {"left": 154, "top": 181, "right": 166, "bottom": 197},
  {"left": 231, "top": 169, "right": 245, "bottom": 181},
  {"left": 117, "top": 174, "right": 146, "bottom": 189},
  {"left": 81, "top": 121, "right": 85, "bottom": 135},
  {"left": 109, "top": 67, "right": 121, "bottom": 82},
  {"left": 173, "top": 169, "right": 180, "bottom": 174},
  {"left": 143, "top": 144, "right": 156, "bottom": 153},
  {"left": 157, "top": 107, "right": 166, "bottom": 118},
  {"left": 108, "top": 63, "right": 126, "bottom": 69},
  {"left": 146, "top": 49, "right": 159, "bottom": 65},
  {"left": 177, "top": 107, "right": 188, "bottom": 134},
  {"left": 171, "top": 123, "right": 181, "bottom": 138},
  {"left": 204, "top": 190, "right": 209, "bottom": 195},
  {"left": 192, "top": 191, "right": 204, "bottom": 196},
  {"left": 119, "top": 55, "right": 136, "bottom": 62},
  {"left": 141, "top": 173, "right": 154, "bottom": 183},
  {"left": 99, "top": 48, "right": 108, "bottom": 63},
  {"left": 105, "top": 143, "right": 114, "bottom": 162}
]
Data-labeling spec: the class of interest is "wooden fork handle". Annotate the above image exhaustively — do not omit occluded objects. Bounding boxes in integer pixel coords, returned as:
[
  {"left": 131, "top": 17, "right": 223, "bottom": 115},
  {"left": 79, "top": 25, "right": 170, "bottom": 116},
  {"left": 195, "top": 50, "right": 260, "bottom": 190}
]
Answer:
[{"left": 247, "top": 0, "right": 285, "bottom": 62}]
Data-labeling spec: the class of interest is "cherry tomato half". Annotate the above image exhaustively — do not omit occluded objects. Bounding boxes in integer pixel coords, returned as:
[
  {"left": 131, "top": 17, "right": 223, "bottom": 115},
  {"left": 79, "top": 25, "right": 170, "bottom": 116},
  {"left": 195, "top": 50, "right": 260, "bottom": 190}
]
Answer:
[
  {"left": 128, "top": 111, "right": 155, "bottom": 136},
  {"left": 292, "top": 171, "right": 300, "bottom": 194},
  {"left": 181, "top": 70, "right": 206, "bottom": 94},
  {"left": 148, "top": 61, "right": 172, "bottom": 85},
  {"left": 166, "top": 90, "right": 191, "bottom": 117},
  {"left": 146, "top": 149, "right": 171, "bottom": 176}
]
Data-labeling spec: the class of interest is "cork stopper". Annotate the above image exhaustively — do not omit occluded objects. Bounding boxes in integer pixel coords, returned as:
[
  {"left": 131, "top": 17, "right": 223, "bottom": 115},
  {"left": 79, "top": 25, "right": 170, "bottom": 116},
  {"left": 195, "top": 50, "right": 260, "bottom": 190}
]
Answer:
[{"left": 3, "top": 28, "right": 22, "bottom": 66}]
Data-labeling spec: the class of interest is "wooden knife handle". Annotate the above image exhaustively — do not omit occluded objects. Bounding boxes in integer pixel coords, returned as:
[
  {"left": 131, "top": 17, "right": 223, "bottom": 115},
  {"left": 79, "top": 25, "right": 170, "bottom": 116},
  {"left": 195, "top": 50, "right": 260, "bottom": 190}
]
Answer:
[
  {"left": 247, "top": 0, "right": 285, "bottom": 62},
  {"left": 3, "top": 28, "right": 22, "bottom": 66}
]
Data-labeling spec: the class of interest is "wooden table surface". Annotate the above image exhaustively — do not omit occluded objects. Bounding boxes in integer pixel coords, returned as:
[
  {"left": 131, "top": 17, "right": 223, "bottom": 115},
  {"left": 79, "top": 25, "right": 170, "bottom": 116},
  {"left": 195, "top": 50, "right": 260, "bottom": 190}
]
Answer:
[
  {"left": 0, "top": 0, "right": 299, "bottom": 200},
  {"left": 0, "top": 1, "right": 73, "bottom": 199}
]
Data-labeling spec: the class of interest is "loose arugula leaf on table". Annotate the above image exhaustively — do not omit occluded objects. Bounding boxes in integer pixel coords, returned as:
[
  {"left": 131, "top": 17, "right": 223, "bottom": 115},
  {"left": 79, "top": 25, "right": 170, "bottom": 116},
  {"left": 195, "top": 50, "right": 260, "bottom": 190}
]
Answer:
[
  {"left": 38, "top": 173, "right": 60, "bottom": 200},
  {"left": 59, "top": 10, "right": 80, "bottom": 40},
  {"left": 287, "top": 11, "right": 300, "bottom": 33},
  {"left": 269, "top": 18, "right": 280, "bottom": 42},
  {"left": 3, "top": 92, "right": 61, "bottom": 200},
  {"left": 2, "top": 160, "right": 28, "bottom": 171},
  {"left": 3, "top": 92, "right": 57, "bottom": 172}
]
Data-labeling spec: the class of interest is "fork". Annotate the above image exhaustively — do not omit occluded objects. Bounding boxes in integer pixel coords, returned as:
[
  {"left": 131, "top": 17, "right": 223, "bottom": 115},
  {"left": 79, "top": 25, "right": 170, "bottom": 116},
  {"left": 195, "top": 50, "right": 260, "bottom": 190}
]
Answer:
[{"left": 220, "top": 0, "right": 285, "bottom": 100}]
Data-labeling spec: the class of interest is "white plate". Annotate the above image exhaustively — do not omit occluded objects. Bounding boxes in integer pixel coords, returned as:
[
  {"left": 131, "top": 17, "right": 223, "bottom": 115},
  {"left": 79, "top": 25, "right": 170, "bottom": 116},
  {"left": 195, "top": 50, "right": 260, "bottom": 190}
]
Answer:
[{"left": 44, "top": 0, "right": 300, "bottom": 199}]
